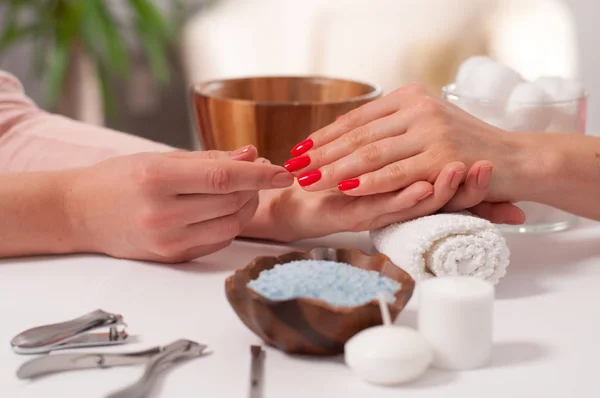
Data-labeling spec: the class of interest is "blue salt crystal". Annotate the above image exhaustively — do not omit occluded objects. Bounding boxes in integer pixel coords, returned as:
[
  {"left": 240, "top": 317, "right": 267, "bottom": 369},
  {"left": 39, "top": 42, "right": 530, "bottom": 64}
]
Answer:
[{"left": 247, "top": 259, "right": 401, "bottom": 307}]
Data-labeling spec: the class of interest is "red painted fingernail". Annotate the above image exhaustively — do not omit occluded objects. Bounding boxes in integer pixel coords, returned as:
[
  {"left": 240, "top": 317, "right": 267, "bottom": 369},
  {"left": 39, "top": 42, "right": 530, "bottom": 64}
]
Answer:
[
  {"left": 284, "top": 155, "right": 311, "bottom": 172},
  {"left": 298, "top": 170, "right": 322, "bottom": 187},
  {"left": 290, "top": 139, "right": 314, "bottom": 157},
  {"left": 338, "top": 179, "right": 359, "bottom": 191}
]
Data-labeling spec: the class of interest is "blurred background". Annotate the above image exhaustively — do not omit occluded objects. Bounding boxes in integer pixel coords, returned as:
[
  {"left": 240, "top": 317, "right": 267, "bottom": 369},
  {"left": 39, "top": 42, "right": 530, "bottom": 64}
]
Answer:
[{"left": 0, "top": 0, "right": 598, "bottom": 149}]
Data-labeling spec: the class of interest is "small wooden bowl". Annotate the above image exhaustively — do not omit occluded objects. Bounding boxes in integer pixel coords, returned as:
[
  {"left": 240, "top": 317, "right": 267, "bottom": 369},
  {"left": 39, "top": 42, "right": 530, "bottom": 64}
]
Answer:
[{"left": 225, "top": 247, "right": 415, "bottom": 356}]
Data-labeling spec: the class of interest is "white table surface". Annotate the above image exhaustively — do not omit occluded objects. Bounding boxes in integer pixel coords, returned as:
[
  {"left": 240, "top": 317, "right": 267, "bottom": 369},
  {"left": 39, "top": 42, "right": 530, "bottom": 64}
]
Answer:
[{"left": 2, "top": 219, "right": 600, "bottom": 398}]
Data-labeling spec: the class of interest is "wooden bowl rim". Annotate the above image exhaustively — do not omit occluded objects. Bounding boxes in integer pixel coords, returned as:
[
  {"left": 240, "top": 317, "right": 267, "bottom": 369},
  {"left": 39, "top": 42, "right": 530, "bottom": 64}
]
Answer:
[
  {"left": 191, "top": 75, "right": 382, "bottom": 106},
  {"left": 225, "top": 247, "right": 415, "bottom": 315}
]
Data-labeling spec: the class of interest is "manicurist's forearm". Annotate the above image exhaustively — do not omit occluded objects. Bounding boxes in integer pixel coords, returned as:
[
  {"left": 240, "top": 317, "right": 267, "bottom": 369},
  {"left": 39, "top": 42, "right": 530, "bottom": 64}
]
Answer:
[
  {"left": 515, "top": 132, "right": 600, "bottom": 220},
  {"left": 0, "top": 170, "right": 84, "bottom": 257},
  {"left": 0, "top": 71, "right": 174, "bottom": 173}
]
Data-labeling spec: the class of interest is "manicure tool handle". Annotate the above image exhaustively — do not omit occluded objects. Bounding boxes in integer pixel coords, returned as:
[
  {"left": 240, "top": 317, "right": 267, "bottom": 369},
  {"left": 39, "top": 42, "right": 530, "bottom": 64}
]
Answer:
[
  {"left": 106, "top": 339, "right": 207, "bottom": 398},
  {"left": 16, "top": 346, "right": 163, "bottom": 379},
  {"left": 249, "top": 345, "right": 265, "bottom": 398},
  {"left": 11, "top": 310, "right": 126, "bottom": 354}
]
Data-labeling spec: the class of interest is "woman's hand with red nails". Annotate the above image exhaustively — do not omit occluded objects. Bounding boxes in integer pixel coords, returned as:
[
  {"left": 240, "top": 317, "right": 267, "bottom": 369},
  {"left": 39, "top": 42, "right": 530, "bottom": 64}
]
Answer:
[
  {"left": 285, "top": 83, "right": 542, "bottom": 205},
  {"left": 251, "top": 159, "right": 524, "bottom": 242}
]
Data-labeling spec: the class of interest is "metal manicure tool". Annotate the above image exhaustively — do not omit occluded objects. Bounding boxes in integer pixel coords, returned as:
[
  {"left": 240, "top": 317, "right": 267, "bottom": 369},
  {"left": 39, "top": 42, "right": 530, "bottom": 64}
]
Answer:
[
  {"left": 17, "top": 339, "right": 207, "bottom": 398},
  {"left": 11, "top": 309, "right": 129, "bottom": 355},
  {"left": 104, "top": 339, "right": 208, "bottom": 398},
  {"left": 12, "top": 311, "right": 209, "bottom": 398},
  {"left": 249, "top": 345, "right": 265, "bottom": 398}
]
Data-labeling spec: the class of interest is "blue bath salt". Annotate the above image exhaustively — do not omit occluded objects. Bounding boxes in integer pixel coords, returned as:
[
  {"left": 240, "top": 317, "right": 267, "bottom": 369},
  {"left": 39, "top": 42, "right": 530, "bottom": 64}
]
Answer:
[{"left": 247, "top": 259, "right": 401, "bottom": 307}]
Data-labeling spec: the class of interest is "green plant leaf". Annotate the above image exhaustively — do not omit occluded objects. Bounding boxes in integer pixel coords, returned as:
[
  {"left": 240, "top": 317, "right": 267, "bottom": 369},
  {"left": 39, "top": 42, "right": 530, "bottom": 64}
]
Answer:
[
  {"left": 95, "top": 59, "right": 118, "bottom": 120},
  {"left": 127, "top": 0, "right": 174, "bottom": 84},
  {"left": 128, "top": 0, "right": 174, "bottom": 41},
  {"left": 44, "top": 0, "right": 79, "bottom": 107},
  {"left": 31, "top": 4, "right": 54, "bottom": 77},
  {"left": 133, "top": 17, "right": 170, "bottom": 84},
  {"left": 80, "top": 0, "right": 131, "bottom": 78},
  {"left": 0, "top": 0, "right": 183, "bottom": 117},
  {"left": 45, "top": 34, "right": 68, "bottom": 107}
]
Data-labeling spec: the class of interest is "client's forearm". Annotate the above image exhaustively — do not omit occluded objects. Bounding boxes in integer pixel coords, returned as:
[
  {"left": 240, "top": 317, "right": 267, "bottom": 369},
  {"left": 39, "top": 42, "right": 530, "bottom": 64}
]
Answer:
[
  {"left": 0, "top": 171, "right": 83, "bottom": 257},
  {"left": 517, "top": 132, "right": 600, "bottom": 220}
]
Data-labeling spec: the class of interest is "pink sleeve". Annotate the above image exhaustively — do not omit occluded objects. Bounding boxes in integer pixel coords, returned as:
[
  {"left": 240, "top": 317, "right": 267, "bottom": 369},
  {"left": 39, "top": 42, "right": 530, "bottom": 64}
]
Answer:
[{"left": 0, "top": 71, "right": 175, "bottom": 173}]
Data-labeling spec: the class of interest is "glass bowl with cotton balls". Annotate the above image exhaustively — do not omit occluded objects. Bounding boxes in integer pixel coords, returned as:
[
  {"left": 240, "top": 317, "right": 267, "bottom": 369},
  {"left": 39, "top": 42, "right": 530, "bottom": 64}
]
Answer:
[{"left": 442, "top": 56, "right": 587, "bottom": 234}]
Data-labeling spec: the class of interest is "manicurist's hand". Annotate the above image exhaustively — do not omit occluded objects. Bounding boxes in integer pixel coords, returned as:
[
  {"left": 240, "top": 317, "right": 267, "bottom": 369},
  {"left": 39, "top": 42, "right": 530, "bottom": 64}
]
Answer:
[
  {"left": 284, "top": 83, "right": 538, "bottom": 205},
  {"left": 242, "top": 159, "right": 525, "bottom": 243},
  {"left": 65, "top": 146, "right": 293, "bottom": 263}
]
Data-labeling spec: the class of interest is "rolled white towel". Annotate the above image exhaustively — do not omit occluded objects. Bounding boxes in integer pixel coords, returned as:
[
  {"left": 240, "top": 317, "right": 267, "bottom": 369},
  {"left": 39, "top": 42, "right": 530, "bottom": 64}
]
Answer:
[{"left": 369, "top": 212, "right": 510, "bottom": 285}]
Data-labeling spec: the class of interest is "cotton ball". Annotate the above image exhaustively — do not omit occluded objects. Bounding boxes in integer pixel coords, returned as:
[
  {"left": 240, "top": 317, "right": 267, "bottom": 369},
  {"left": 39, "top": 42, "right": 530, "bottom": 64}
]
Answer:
[
  {"left": 451, "top": 58, "right": 522, "bottom": 126},
  {"left": 455, "top": 56, "right": 495, "bottom": 89},
  {"left": 448, "top": 92, "right": 510, "bottom": 131},
  {"left": 533, "top": 76, "right": 584, "bottom": 102},
  {"left": 533, "top": 76, "right": 586, "bottom": 133},
  {"left": 459, "top": 60, "right": 523, "bottom": 101},
  {"left": 451, "top": 95, "right": 512, "bottom": 131},
  {"left": 505, "top": 82, "right": 553, "bottom": 132}
]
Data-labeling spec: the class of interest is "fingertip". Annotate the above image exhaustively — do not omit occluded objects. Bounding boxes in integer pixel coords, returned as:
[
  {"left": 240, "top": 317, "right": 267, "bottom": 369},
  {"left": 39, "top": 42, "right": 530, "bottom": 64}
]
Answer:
[
  {"left": 471, "top": 159, "right": 494, "bottom": 169},
  {"left": 338, "top": 178, "right": 360, "bottom": 192},
  {"left": 256, "top": 157, "right": 272, "bottom": 164},
  {"left": 446, "top": 161, "right": 468, "bottom": 171},
  {"left": 297, "top": 170, "right": 322, "bottom": 188},
  {"left": 477, "top": 164, "right": 493, "bottom": 189},
  {"left": 502, "top": 205, "right": 526, "bottom": 224},
  {"left": 447, "top": 164, "right": 467, "bottom": 191},
  {"left": 465, "top": 160, "right": 493, "bottom": 189},
  {"left": 271, "top": 171, "right": 295, "bottom": 188},
  {"left": 284, "top": 155, "right": 310, "bottom": 172},
  {"left": 407, "top": 180, "right": 434, "bottom": 199},
  {"left": 231, "top": 145, "right": 258, "bottom": 161},
  {"left": 437, "top": 161, "right": 467, "bottom": 186},
  {"left": 290, "top": 139, "right": 314, "bottom": 157}
]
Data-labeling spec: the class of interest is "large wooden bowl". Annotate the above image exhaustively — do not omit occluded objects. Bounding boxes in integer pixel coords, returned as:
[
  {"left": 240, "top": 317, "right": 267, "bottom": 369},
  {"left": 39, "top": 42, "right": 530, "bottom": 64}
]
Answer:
[
  {"left": 225, "top": 247, "right": 415, "bottom": 356},
  {"left": 191, "top": 76, "right": 381, "bottom": 166}
]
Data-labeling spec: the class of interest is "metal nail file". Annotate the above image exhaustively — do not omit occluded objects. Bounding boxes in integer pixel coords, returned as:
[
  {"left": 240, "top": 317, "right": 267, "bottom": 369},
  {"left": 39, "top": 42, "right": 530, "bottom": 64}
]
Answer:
[
  {"left": 249, "top": 345, "right": 265, "bottom": 398},
  {"left": 11, "top": 309, "right": 129, "bottom": 355}
]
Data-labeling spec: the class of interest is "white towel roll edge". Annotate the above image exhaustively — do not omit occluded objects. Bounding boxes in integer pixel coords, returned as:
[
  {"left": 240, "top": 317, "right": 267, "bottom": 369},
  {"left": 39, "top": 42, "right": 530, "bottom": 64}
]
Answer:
[{"left": 370, "top": 212, "right": 510, "bottom": 285}]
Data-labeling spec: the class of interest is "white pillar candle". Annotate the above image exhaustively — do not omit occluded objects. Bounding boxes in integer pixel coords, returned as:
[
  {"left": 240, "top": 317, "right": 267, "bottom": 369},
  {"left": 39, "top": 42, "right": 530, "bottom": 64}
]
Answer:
[{"left": 417, "top": 276, "right": 494, "bottom": 370}]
